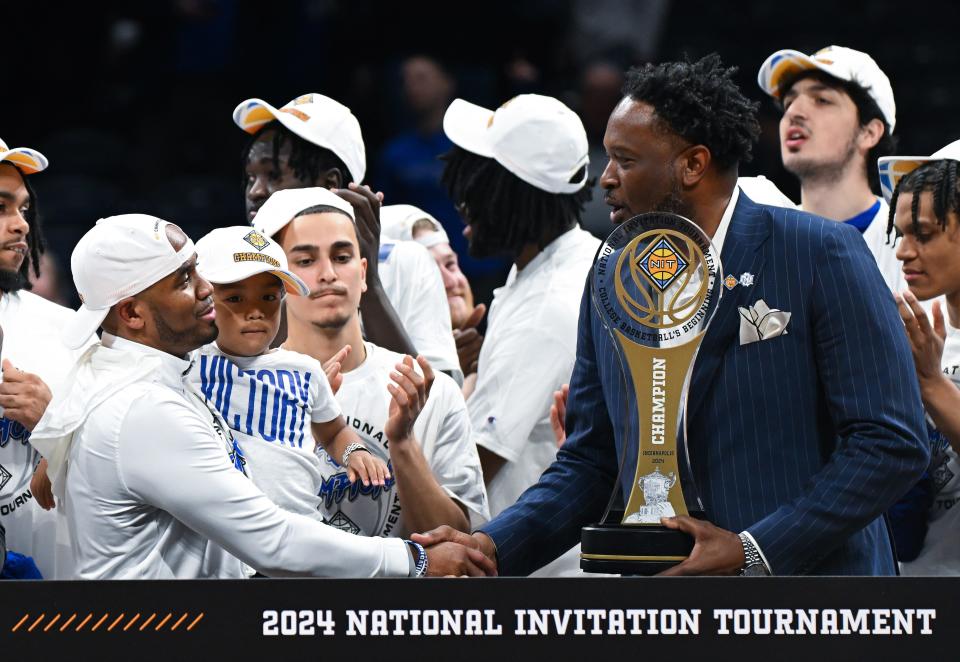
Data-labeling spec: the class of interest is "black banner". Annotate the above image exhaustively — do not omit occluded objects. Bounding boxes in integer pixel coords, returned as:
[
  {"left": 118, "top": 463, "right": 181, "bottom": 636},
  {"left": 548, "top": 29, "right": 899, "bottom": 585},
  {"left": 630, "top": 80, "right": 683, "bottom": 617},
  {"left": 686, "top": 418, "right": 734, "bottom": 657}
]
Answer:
[{"left": 0, "top": 578, "right": 954, "bottom": 660}]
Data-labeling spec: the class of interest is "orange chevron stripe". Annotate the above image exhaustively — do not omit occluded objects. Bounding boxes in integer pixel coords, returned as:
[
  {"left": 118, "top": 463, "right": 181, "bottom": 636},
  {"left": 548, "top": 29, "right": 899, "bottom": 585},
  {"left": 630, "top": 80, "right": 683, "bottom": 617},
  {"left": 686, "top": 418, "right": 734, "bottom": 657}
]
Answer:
[
  {"left": 90, "top": 613, "right": 110, "bottom": 632},
  {"left": 187, "top": 613, "right": 205, "bottom": 631},
  {"left": 43, "top": 614, "right": 61, "bottom": 632},
  {"left": 124, "top": 614, "right": 141, "bottom": 631},
  {"left": 107, "top": 613, "right": 125, "bottom": 631},
  {"left": 60, "top": 613, "right": 77, "bottom": 632},
  {"left": 170, "top": 613, "right": 189, "bottom": 631},
  {"left": 11, "top": 613, "right": 30, "bottom": 632},
  {"left": 75, "top": 613, "right": 93, "bottom": 631},
  {"left": 155, "top": 613, "right": 172, "bottom": 631},
  {"left": 28, "top": 614, "right": 45, "bottom": 632},
  {"left": 139, "top": 613, "right": 156, "bottom": 631}
]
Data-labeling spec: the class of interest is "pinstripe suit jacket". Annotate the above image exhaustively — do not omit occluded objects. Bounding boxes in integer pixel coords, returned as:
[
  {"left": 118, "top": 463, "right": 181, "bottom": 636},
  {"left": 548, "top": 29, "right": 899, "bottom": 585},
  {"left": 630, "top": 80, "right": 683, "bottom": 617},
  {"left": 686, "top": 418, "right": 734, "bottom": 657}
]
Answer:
[{"left": 480, "top": 192, "right": 929, "bottom": 576}]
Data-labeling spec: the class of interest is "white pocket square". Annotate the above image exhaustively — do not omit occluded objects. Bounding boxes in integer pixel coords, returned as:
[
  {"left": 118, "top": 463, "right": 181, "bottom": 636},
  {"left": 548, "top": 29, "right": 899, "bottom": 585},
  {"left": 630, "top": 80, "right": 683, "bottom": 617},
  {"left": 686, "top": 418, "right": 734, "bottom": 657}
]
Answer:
[{"left": 738, "top": 299, "right": 791, "bottom": 345}]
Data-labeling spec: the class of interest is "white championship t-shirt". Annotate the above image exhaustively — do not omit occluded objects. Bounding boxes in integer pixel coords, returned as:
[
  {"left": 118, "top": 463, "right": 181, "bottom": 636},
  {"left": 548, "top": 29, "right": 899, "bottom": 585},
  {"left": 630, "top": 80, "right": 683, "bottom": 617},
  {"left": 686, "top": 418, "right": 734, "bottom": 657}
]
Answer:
[
  {"left": 189, "top": 344, "right": 340, "bottom": 520},
  {"left": 376, "top": 240, "right": 462, "bottom": 384},
  {"left": 901, "top": 318, "right": 960, "bottom": 575},
  {"left": 316, "top": 341, "right": 488, "bottom": 537},
  {"left": 469, "top": 226, "right": 600, "bottom": 517},
  {"left": 0, "top": 291, "right": 91, "bottom": 578}
]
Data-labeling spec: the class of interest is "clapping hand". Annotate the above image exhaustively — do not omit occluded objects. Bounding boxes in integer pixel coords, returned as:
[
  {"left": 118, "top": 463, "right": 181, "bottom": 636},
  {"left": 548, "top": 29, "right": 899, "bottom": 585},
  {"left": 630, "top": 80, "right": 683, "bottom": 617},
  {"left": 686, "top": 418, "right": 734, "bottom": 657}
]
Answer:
[
  {"left": 323, "top": 345, "right": 351, "bottom": 394},
  {"left": 385, "top": 355, "right": 434, "bottom": 444},
  {"left": 895, "top": 290, "right": 946, "bottom": 384}
]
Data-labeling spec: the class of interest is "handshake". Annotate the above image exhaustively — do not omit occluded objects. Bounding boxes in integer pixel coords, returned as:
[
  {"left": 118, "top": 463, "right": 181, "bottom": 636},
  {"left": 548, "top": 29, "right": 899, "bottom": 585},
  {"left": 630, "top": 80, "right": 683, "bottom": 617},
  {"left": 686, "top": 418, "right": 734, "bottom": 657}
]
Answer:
[{"left": 410, "top": 526, "right": 499, "bottom": 578}]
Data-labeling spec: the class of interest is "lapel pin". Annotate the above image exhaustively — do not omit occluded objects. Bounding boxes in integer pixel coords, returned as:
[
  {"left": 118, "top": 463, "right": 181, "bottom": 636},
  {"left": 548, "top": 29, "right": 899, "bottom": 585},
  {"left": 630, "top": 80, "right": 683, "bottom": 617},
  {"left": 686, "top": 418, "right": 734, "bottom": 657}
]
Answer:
[
  {"left": 724, "top": 274, "right": 738, "bottom": 290},
  {"left": 739, "top": 272, "right": 755, "bottom": 287}
]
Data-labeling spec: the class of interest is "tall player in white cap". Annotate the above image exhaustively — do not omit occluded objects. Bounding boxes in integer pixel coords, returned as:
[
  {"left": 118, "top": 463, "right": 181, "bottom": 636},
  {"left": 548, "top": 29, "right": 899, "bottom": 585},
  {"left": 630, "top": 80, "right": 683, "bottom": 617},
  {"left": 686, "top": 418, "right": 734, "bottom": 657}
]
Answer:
[
  {"left": 0, "top": 136, "right": 91, "bottom": 579},
  {"left": 757, "top": 45, "right": 902, "bottom": 290},
  {"left": 252, "top": 187, "right": 489, "bottom": 541},
  {"left": 439, "top": 95, "right": 601, "bottom": 575},
  {"left": 31, "top": 214, "right": 492, "bottom": 578},
  {"left": 233, "top": 93, "right": 461, "bottom": 383}
]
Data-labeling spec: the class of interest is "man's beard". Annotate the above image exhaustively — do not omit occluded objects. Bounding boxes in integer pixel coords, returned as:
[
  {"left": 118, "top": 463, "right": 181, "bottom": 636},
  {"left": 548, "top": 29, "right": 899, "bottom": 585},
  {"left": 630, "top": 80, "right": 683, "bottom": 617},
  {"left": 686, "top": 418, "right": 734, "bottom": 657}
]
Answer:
[
  {"left": 312, "top": 315, "right": 351, "bottom": 330},
  {"left": 466, "top": 223, "right": 506, "bottom": 259},
  {"left": 785, "top": 132, "right": 859, "bottom": 185},
  {"left": 151, "top": 302, "right": 218, "bottom": 353},
  {"left": 0, "top": 268, "right": 27, "bottom": 294},
  {"left": 652, "top": 175, "right": 693, "bottom": 219}
]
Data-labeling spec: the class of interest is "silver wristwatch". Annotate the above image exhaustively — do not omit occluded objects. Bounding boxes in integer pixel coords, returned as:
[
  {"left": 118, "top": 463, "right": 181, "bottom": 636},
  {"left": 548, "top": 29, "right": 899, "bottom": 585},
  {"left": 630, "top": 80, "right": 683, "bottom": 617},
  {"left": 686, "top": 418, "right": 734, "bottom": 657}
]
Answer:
[
  {"left": 738, "top": 532, "right": 770, "bottom": 576},
  {"left": 341, "top": 442, "right": 370, "bottom": 466}
]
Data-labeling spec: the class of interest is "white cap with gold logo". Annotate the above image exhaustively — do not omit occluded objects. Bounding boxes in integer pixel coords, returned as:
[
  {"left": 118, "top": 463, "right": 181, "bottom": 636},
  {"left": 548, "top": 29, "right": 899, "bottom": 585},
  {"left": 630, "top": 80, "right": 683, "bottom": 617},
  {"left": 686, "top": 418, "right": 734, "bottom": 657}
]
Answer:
[{"left": 194, "top": 226, "right": 308, "bottom": 296}]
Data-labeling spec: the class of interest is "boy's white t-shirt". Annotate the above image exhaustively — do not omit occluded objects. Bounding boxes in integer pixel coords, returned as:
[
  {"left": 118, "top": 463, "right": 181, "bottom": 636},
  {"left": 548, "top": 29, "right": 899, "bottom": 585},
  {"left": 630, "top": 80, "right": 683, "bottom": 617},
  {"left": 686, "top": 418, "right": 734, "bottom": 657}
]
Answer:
[
  {"left": 189, "top": 344, "right": 340, "bottom": 520},
  {"left": 902, "top": 317, "right": 960, "bottom": 575},
  {"left": 316, "top": 341, "right": 488, "bottom": 537}
]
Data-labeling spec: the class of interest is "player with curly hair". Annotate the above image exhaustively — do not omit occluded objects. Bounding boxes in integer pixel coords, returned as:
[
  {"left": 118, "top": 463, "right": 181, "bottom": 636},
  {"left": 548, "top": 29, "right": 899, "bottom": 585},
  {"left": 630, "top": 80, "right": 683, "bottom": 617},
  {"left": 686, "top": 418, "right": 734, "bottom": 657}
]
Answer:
[{"left": 437, "top": 95, "right": 601, "bottom": 575}]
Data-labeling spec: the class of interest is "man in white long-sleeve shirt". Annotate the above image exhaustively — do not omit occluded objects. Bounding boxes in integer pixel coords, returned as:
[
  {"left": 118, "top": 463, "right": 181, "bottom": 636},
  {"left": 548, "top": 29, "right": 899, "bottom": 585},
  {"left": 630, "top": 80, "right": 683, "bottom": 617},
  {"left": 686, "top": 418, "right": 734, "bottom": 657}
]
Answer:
[{"left": 38, "top": 214, "right": 492, "bottom": 579}]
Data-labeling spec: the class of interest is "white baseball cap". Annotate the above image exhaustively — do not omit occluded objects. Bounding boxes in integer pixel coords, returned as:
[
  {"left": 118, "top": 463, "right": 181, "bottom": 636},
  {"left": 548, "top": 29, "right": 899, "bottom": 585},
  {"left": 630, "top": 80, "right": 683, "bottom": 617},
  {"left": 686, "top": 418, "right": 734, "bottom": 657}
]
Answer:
[
  {"left": 233, "top": 93, "right": 366, "bottom": 184},
  {"left": 877, "top": 139, "right": 960, "bottom": 202},
  {"left": 443, "top": 94, "right": 589, "bottom": 194},
  {"left": 195, "top": 226, "right": 308, "bottom": 296},
  {"left": 757, "top": 45, "right": 897, "bottom": 133},
  {"left": 0, "top": 136, "right": 48, "bottom": 175},
  {"left": 379, "top": 204, "right": 450, "bottom": 248},
  {"left": 253, "top": 187, "right": 356, "bottom": 239},
  {"left": 63, "top": 215, "right": 197, "bottom": 349}
]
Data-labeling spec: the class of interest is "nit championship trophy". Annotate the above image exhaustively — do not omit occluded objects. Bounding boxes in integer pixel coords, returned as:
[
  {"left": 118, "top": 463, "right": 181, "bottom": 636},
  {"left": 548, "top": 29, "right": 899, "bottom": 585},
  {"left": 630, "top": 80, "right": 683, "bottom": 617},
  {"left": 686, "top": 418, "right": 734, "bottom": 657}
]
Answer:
[{"left": 581, "top": 213, "right": 722, "bottom": 575}]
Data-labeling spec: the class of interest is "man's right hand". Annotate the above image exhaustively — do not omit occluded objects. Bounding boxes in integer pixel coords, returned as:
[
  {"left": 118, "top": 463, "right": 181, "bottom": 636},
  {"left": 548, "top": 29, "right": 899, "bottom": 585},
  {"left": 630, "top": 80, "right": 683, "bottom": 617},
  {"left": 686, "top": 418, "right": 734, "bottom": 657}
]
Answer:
[
  {"left": 30, "top": 458, "right": 55, "bottom": 511},
  {"left": 412, "top": 525, "right": 499, "bottom": 576},
  {"left": 322, "top": 345, "right": 351, "bottom": 394},
  {"left": 453, "top": 304, "right": 485, "bottom": 376},
  {"left": 550, "top": 384, "right": 569, "bottom": 448},
  {"left": 334, "top": 183, "right": 383, "bottom": 283}
]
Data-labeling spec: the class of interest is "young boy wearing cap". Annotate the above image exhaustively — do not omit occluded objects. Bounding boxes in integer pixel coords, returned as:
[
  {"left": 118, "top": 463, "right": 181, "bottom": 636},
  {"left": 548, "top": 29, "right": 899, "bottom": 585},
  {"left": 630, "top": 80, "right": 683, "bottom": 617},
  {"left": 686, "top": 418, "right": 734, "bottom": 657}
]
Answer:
[
  {"left": 190, "top": 226, "right": 389, "bottom": 523},
  {"left": 33, "top": 214, "right": 491, "bottom": 578},
  {"left": 252, "top": 187, "right": 488, "bottom": 540},
  {"left": 757, "top": 45, "right": 902, "bottom": 290},
  {"left": 878, "top": 140, "right": 960, "bottom": 574},
  {"left": 233, "top": 93, "right": 461, "bottom": 383},
  {"left": 0, "top": 136, "right": 91, "bottom": 579}
]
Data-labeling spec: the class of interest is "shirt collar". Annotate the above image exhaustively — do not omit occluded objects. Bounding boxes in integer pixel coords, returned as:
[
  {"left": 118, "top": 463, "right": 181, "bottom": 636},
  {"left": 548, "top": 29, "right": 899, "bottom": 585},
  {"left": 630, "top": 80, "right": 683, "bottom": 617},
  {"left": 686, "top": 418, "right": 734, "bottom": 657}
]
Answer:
[
  {"left": 101, "top": 332, "right": 194, "bottom": 386},
  {"left": 711, "top": 186, "right": 740, "bottom": 254},
  {"left": 0, "top": 291, "right": 14, "bottom": 316},
  {"left": 513, "top": 225, "right": 586, "bottom": 284},
  {"left": 842, "top": 198, "right": 882, "bottom": 234}
]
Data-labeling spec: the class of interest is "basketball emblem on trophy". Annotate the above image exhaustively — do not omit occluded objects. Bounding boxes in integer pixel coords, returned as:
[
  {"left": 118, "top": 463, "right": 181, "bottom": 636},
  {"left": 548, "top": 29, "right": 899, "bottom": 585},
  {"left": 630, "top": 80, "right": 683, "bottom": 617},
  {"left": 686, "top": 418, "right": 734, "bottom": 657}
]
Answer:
[{"left": 614, "top": 230, "right": 710, "bottom": 329}]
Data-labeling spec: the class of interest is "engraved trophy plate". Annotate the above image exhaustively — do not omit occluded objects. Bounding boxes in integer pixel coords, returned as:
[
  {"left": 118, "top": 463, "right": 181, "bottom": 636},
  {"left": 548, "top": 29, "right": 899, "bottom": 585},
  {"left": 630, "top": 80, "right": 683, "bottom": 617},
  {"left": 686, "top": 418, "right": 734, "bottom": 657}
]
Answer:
[{"left": 581, "top": 213, "right": 722, "bottom": 575}]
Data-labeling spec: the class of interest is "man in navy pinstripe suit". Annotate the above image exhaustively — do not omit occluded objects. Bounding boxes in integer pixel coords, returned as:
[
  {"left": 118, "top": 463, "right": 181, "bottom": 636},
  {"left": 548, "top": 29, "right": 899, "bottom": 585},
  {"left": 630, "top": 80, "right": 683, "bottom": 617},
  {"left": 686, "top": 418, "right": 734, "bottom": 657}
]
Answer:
[{"left": 414, "top": 55, "right": 928, "bottom": 576}]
